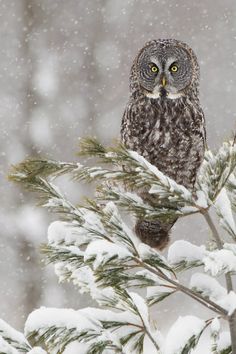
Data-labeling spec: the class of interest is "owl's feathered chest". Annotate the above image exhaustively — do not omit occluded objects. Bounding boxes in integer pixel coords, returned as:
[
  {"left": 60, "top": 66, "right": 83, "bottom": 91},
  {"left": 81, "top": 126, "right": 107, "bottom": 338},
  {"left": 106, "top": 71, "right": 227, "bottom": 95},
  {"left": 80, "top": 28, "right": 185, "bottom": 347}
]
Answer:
[{"left": 121, "top": 95, "right": 205, "bottom": 188}]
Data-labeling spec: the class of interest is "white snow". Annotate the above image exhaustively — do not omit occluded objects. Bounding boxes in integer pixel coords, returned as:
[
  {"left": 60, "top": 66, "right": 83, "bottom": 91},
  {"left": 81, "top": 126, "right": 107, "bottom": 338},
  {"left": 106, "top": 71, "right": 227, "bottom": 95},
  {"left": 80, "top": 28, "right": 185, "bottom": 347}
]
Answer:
[
  {"left": 43, "top": 197, "right": 70, "bottom": 210},
  {"left": 55, "top": 252, "right": 136, "bottom": 308},
  {"left": 0, "top": 337, "right": 18, "bottom": 354},
  {"left": 25, "top": 306, "right": 150, "bottom": 354},
  {"left": 210, "top": 318, "right": 220, "bottom": 334},
  {"left": 215, "top": 187, "right": 236, "bottom": 236},
  {"left": 102, "top": 201, "right": 138, "bottom": 247},
  {"left": 168, "top": 240, "right": 206, "bottom": 265},
  {"left": 217, "top": 331, "right": 231, "bottom": 351},
  {"left": 0, "top": 319, "right": 28, "bottom": 347},
  {"left": 217, "top": 291, "right": 236, "bottom": 315},
  {"left": 179, "top": 206, "right": 199, "bottom": 213},
  {"left": 143, "top": 335, "right": 163, "bottom": 354},
  {"left": 190, "top": 273, "right": 227, "bottom": 301},
  {"left": 83, "top": 306, "right": 138, "bottom": 329},
  {"left": 168, "top": 240, "right": 236, "bottom": 276},
  {"left": 163, "top": 316, "right": 205, "bottom": 354},
  {"left": 103, "top": 201, "right": 120, "bottom": 219},
  {"left": 138, "top": 242, "right": 163, "bottom": 260},
  {"left": 28, "top": 348, "right": 47, "bottom": 354},
  {"left": 67, "top": 265, "right": 96, "bottom": 293},
  {"left": 48, "top": 220, "right": 74, "bottom": 244},
  {"left": 129, "top": 150, "right": 192, "bottom": 198},
  {"left": 25, "top": 307, "right": 99, "bottom": 335},
  {"left": 84, "top": 239, "right": 132, "bottom": 269},
  {"left": 147, "top": 285, "right": 173, "bottom": 305},
  {"left": 122, "top": 221, "right": 140, "bottom": 248},
  {"left": 224, "top": 242, "right": 236, "bottom": 255},
  {"left": 79, "top": 208, "right": 105, "bottom": 235},
  {"left": 203, "top": 249, "right": 236, "bottom": 276},
  {"left": 228, "top": 173, "right": 236, "bottom": 187},
  {"left": 138, "top": 243, "right": 171, "bottom": 274},
  {"left": 48, "top": 211, "right": 106, "bottom": 247},
  {"left": 195, "top": 190, "right": 209, "bottom": 209},
  {"left": 63, "top": 341, "right": 89, "bottom": 354},
  {"left": 190, "top": 274, "right": 236, "bottom": 316},
  {"left": 129, "top": 292, "right": 150, "bottom": 328}
]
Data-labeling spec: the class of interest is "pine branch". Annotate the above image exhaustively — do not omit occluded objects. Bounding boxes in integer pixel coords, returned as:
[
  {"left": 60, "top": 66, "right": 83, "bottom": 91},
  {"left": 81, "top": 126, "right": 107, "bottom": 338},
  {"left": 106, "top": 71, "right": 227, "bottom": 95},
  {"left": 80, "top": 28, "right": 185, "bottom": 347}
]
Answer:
[
  {"left": 136, "top": 259, "right": 228, "bottom": 318},
  {"left": 202, "top": 211, "right": 236, "bottom": 353},
  {"left": 42, "top": 201, "right": 230, "bottom": 323},
  {"left": 0, "top": 319, "right": 32, "bottom": 353},
  {"left": 25, "top": 304, "right": 160, "bottom": 354},
  {"left": 6, "top": 137, "right": 236, "bottom": 353},
  {"left": 226, "top": 173, "right": 236, "bottom": 213},
  {"left": 197, "top": 141, "right": 236, "bottom": 203},
  {"left": 77, "top": 138, "right": 207, "bottom": 212},
  {"left": 8, "top": 139, "right": 213, "bottom": 224},
  {"left": 44, "top": 218, "right": 229, "bottom": 319},
  {"left": 9, "top": 159, "right": 78, "bottom": 181}
]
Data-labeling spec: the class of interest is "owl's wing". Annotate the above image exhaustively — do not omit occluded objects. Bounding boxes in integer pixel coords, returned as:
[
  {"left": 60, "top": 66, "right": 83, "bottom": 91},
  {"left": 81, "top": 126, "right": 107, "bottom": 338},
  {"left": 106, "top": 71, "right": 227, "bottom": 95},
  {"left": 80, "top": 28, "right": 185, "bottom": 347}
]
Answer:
[
  {"left": 196, "top": 105, "right": 207, "bottom": 150},
  {"left": 121, "top": 99, "right": 157, "bottom": 149}
]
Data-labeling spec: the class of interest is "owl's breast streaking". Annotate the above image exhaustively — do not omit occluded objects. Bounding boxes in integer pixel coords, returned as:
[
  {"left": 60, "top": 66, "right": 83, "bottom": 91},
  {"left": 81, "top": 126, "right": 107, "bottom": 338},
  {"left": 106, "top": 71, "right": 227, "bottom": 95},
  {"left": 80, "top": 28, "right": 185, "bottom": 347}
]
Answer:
[
  {"left": 121, "top": 95, "right": 206, "bottom": 189},
  {"left": 121, "top": 39, "right": 206, "bottom": 249}
]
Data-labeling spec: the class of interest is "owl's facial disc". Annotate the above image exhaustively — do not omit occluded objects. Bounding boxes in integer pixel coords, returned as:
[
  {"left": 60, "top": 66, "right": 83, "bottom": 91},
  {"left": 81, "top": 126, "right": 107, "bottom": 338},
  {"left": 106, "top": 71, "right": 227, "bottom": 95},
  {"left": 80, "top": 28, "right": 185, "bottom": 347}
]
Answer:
[
  {"left": 136, "top": 42, "right": 193, "bottom": 100},
  {"left": 146, "top": 74, "right": 184, "bottom": 100}
]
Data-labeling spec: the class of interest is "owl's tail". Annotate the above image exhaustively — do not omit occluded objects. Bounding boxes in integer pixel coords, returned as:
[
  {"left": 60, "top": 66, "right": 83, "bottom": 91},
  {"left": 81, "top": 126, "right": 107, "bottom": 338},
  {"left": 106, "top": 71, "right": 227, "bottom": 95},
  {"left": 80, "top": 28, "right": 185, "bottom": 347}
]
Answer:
[{"left": 135, "top": 219, "right": 177, "bottom": 250}]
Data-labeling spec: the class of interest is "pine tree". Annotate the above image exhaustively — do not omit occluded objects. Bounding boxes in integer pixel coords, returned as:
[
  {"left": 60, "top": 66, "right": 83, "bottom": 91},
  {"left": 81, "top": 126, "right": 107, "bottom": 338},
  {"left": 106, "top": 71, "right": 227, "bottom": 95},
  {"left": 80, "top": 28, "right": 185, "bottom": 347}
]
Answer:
[{"left": 1, "top": 137, "right": 236, "bottom": 353}]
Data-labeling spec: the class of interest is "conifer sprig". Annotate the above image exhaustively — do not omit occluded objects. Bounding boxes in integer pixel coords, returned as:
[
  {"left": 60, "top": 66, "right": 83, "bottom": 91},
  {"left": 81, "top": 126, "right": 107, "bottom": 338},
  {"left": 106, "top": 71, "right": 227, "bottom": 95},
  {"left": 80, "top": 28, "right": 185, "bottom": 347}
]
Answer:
[{"left": 3, "top": 137, "right": 236, "bottom": 353}]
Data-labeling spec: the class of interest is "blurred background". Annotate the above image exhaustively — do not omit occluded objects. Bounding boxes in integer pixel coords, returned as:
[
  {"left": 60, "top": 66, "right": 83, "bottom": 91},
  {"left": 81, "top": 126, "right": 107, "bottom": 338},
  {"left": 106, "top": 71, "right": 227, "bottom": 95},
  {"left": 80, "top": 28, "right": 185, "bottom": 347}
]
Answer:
[{"left": 0, "top": 0, "right": 235, "bottom": 333}]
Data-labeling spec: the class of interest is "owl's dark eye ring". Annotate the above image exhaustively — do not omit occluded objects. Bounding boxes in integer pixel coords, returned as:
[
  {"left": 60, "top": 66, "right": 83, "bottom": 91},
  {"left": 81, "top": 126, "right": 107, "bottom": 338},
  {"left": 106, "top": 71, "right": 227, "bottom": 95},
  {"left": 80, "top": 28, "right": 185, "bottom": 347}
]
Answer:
[
  {"left": 170, "top": 63, "right": 178, "bottom": 73},
  {"left": 149, "top": 63, "right": 159, "bottom": 74}
]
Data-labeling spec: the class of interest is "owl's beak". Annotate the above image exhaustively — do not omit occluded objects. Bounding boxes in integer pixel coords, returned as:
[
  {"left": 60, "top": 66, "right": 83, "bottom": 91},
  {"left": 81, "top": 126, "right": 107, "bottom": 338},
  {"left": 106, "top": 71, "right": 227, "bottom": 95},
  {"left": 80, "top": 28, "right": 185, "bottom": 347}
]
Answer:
[{"left": 161, "top": 76, "right": 167, "bottom": 87}]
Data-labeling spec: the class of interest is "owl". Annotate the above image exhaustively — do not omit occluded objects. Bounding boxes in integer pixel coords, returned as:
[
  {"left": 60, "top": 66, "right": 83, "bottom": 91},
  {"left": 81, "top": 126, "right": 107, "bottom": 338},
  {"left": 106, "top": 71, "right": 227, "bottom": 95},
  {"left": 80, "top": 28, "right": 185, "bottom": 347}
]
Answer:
[{"left": 121, "top": 39, "right": 206, "bottom": 250}]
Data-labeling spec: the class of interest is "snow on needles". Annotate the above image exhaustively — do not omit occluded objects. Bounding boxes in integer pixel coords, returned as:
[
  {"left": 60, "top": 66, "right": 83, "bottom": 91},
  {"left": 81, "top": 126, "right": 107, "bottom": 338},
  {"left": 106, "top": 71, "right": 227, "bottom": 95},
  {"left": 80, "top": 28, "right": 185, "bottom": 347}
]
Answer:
[
  {"left": 84, "top": 239, "right": 132, "bottom": 269},
  {"left": 190, "top": 273, "right": 233, "bottom": 317},
  {"left": 215, "top": 188, "right": 236, "bottom": 237},
  {"left": 217, "top": 331, "right": 231, "bottom": 352},
  {"left": 168, "top": 240, "right": 236, "bottom": 276},
  {"left": 0, "top": 337, "right": 18, "bottom": 354},
  {"left": 163, "top": 316, "right": 205, "bottom": 354},
  {"left": 168, "top": 240, "right": 205, "bottom": 264},
  {"left": 203, "top": 249, "right": 236, "bottom": 276},
  {"left": 128, "top": 150, "right": 192, "bottom": 201},
  {"left": 217, "top": 291, "right": 236, "bottom": 316},
  {"left": 169, "top": 241, "right": 236, "bottom": 315},
  {"left": 0, "top": 319, "right": 28, "bottom": 347},
  {"left": 211, "top": 318, "right": 220, "bottom": 334},
  {"left": 48, "top": 220, "right": 77, "bottom": 244},
  {"left": 28, "top": 348, "right": 47, "bottom": 354},
  {"left": 24, "top": 305, "right": 158, "bottom": 353},
  {"left": 25, "top": 307, "right": 98, "bottom": 334},
  {"left": 190, "top": 273, "right": 227, "bottom": 301}
]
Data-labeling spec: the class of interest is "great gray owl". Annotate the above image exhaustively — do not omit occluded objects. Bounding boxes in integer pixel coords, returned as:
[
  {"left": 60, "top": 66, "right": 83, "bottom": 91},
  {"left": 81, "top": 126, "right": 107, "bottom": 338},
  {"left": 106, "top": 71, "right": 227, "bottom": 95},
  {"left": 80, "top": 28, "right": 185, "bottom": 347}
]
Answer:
[{"left": 121, "top": 39, "right": 206, "bottom": 250}]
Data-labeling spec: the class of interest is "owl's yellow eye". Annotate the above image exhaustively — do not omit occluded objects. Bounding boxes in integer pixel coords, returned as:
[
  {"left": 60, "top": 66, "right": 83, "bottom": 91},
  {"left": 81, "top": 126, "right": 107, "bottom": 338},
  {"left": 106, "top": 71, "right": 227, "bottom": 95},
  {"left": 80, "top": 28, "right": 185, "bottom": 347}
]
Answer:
[
  {"left": 170, "top": 64, "right": 178, "bottom": 72},
  {"left": 150, "top": 64, "right": 158, "bottom": 73}
]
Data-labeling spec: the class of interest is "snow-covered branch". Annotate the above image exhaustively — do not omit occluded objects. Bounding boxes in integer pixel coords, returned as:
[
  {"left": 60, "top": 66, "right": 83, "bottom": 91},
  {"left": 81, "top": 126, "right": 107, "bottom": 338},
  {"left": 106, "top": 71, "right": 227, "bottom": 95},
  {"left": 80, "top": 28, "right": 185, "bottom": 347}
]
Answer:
[{"left": 4, "top": 138, "right": 236, "bottom": 353}]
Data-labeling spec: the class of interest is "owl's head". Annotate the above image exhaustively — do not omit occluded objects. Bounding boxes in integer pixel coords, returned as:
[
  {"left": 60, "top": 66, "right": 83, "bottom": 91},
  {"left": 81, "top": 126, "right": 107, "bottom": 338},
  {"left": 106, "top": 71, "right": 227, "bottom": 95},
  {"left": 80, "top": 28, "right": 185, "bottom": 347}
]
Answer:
[{"left": 130, "top": 39, "right": 200, "bottom": 100}]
